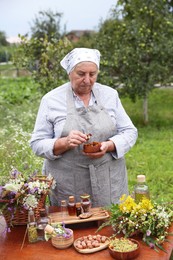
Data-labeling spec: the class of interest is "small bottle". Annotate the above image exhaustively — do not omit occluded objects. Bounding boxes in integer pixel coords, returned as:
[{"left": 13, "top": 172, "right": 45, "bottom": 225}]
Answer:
[
  {"left": 76, "top": 202, "right": 82, "bottom": 216},
  {"left": 80, "top": 194, "right": 91, "bottom": 213},
  {"left": 60, "top": 200, "right": 68, "bottom": 218},
  {"left": 67, "top": 196, "right": 76, "bottom": 216},
  {"left": 27, "top": 209, "right": 38, "bottom": 243},
  {"left": 134, "top": 175, "right": 150, "bottom": 203},
  {"left": 37, "top": 208, "right": 50, "bottom": 241}
]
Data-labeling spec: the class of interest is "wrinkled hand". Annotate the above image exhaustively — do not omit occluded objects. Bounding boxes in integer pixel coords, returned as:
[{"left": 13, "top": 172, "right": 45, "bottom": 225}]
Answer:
[
  {"left": 66, "top": 130, "right": 87, "bottom": 149},
  {"left": 83, "top": 141, "right": 111, "bottom": 158}
]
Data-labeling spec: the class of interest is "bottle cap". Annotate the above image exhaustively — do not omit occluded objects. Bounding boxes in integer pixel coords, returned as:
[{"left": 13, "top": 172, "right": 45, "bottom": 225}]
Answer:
[
  {"left": 76, "top": 202, "right": 81, "bottom": 208},
  {"left": 137, "top": 175, "right": 146, "bottom": 182},
  {"left": 80, "top": 193, "right": 90, "bottom": 199},
  {"left": 69, "top": 196, "right": 75, "bottom": 202},
  {"left": 61, "top": 200, "right": 67, "bottom": 206}
]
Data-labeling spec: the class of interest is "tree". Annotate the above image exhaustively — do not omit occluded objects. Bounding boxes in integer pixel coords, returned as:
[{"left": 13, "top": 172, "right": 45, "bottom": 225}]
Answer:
[
  {"left": 0, "top": 31, "right": 9, "bottom": 46},
  {"left": 30, "top": 9, "right": 64, "bottom": 41},
  {"left": 14, "top": 35, "right": 72, "bottom": 94},
  {"left": 0, "top": 31, "right": 13, "bottom": 62},
  {"left": 95, "top": 0, "right": 173, "bottom": 124},
  {"left": 72, "top": 31, "right": 97, "bottom": 49},
  {"left": 13, "top": 9, "right": 73, "bottom": 94}
]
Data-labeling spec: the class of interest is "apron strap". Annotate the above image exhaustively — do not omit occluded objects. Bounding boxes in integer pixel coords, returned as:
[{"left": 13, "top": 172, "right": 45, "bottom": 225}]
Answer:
[
  {"left": 89, "top": 164, "right": 100, "bottom": 205},
  {"left": 66, "top": 84, "right": 104, "bottom": 111}
]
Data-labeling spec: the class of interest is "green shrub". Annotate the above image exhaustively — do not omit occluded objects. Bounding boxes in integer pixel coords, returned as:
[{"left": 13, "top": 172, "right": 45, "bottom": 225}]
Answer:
[{"left": 0, "top": 77, "right": 41, "bottom": 104}]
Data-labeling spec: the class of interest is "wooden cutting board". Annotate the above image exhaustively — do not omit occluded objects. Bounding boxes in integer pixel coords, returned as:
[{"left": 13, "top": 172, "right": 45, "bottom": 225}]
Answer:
[{"left": 48, "top": 207, "right": 109, "bottom": 225}]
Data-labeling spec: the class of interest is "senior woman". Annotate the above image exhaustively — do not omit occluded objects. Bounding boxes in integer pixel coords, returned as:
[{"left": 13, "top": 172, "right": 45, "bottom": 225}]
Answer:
[{"left": 30, "top": 48, "right": 138, "bottom": 207}]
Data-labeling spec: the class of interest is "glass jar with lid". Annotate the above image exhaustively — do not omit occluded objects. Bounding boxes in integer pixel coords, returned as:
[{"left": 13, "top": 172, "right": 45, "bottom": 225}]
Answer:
[{"left": 80, "top": 194, "right": 91, "bottom": 213}]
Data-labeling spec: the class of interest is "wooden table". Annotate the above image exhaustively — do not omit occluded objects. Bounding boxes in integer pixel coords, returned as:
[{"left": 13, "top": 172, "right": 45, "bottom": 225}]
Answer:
[{"left": 0, "top": 207, "right": 173, "bottom": 260}]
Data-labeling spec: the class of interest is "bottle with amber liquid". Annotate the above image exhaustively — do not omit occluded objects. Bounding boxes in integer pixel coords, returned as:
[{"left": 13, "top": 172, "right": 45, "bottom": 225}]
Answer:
[
  {"left": 67, "top": 196, "right": 76, "bottom": 216},
  {"left": 37, "top": 208, "right": 50, "bottom": 241},
  {"left": 27, "top": 209, "right": 38, "bottom": 243},
  {"left": 134, "top": 175, "right": 150, "bottom": 203},
  {"left": 75, "top": 202, "right": 82, "bottom": 216}
]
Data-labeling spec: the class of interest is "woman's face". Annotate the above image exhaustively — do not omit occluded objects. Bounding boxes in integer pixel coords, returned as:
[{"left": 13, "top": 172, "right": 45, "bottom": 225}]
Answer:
[{"left": 69, "top": 62, "right": 99, "bottom": 96}]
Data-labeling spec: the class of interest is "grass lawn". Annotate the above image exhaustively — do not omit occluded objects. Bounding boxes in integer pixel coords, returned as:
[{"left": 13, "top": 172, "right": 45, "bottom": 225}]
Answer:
[
  {"left": 0, "top": 77, "right": 173, "bottom": 203},
  {"left": 121, "top": 88, "right": 173, "bottom": 202}
]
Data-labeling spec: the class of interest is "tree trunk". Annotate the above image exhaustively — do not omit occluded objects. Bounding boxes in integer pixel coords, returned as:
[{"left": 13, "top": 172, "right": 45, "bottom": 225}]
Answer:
[{"left": 143, "top": 95, "right": 148, "bottom": 125}]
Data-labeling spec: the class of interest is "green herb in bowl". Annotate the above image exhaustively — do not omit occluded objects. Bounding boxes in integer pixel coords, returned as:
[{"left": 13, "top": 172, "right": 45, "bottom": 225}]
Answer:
[{"left": 108, "top": 237, "right": 140, "bottom": 260}]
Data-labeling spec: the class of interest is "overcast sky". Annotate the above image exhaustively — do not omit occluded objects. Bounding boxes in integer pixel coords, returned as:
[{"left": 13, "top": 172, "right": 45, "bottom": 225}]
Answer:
[{"left": 0, "top": 0, "right": 117, "bottom": 40}]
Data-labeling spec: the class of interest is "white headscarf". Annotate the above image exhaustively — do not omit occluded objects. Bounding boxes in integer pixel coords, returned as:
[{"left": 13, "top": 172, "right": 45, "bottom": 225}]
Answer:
[{"left": 60, "top": 48, "right": 101, "bottom": 74}]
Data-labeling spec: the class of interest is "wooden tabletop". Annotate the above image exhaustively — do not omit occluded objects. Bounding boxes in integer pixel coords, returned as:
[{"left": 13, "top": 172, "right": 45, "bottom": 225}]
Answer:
[{"left": 0, "top": 208, "right": 173, "bottom": 260}]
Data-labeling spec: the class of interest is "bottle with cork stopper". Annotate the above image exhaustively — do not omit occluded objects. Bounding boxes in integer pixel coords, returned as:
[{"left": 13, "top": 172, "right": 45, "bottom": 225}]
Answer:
[
  {"left": 37, "top": 208, "right": 50, "bottom": 241},
  {"left": 67, "top": 196, "right": 76, "bottom": 216},
  {"left": 75, "top": 202, "right": 82, "bottom": 216},
  {"left": 134, "top": 175, "right": 150, "bottom": 203}
]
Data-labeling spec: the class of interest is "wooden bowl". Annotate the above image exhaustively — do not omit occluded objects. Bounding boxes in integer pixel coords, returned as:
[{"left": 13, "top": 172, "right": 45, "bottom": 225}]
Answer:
[
  {"left": 83, "top": 142, "right": 101, "bottom": 153},
  {"left": 108, "top": 238, "right": 140, "bottom": 260},
  {"left": 51, "top": 229, "right": 74, "bottom": 249}
]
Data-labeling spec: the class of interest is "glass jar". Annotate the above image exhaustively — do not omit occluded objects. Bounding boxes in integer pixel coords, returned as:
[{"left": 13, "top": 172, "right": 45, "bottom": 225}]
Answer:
[
  {"left": 80, "top": 194, "right": 91, "bottom": 213},
  {"left": 27, "top": 209, "right": 38, "bottom": 243},
  {"left": 60, "top": 200, "right": 68, "bottom": 218}
]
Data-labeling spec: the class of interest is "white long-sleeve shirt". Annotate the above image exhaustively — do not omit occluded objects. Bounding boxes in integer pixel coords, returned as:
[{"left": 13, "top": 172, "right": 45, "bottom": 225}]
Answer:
[{"left": 30, "top": 82, "right": 138, "bottom": 160}]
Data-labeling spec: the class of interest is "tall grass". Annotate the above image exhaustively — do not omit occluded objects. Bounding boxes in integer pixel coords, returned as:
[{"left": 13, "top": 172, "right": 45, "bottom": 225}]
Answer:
[
  {"left": 0, "top": 77, "right": 173, "bottom": 202},
  {"left": 0, "top": 78, "right": 43, "bottom": 182}
]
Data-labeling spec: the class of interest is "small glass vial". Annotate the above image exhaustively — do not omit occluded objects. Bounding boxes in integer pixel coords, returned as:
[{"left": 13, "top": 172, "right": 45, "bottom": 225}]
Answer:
[
  {"left": 80, "top": 194, "right": 91, "bottom": 213},
  {"left": 68, "top": 196, "right": 76, "bottom": 216},
  {"left": 60, "top": 200, "right": 68, "bottom": 218},
  {"left": 134, "top": 175, "right": 150, "bottom": 203},
  {"left": 27, "top": 209, "right": 38, "bottom": 243},
  {"left": 75, "top": 202, "right": 82, "bottom": 216},
  {"left": 37, "top": 208, "right": 50, "bottom": 241}
]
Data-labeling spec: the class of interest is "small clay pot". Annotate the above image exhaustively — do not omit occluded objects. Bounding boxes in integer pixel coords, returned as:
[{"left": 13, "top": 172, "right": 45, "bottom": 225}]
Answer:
[{"left": 83, "top": 142, "right": 101, "bottom": 153}]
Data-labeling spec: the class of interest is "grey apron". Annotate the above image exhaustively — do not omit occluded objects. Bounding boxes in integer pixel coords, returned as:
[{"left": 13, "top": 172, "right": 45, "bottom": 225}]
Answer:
[{"left": 45, "top": 86, "right": 128, "bottom": 207}]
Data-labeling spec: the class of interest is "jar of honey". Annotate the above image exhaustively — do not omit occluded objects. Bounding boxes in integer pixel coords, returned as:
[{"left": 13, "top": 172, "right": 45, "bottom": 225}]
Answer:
[{"left": 80, "top": 194, "right": 91, "bottom": 213}]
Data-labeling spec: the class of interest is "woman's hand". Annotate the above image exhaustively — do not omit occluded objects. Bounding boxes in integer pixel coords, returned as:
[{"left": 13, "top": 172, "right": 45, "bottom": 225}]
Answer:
[
  {"left": 83, "top": 140, "right": 115, "bottom": 159},
  {"left": 53, "top": 130, "right": 87, "bottom": 156},
  {"left": 66, "top": 130, "right": 87, "bottom": 149}
]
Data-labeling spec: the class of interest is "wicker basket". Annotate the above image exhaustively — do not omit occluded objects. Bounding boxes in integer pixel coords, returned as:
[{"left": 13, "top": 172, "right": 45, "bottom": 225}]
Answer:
[
  {"left": 1, "top": 177, "right": 52, "bottom": 227},
  {"left": 51, "top": 229, "right": 74, "bottom": 249}
]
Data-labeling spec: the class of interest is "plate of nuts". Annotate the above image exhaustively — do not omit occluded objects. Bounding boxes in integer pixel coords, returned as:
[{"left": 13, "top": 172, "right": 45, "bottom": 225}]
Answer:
[{"left": 73, "top": 234, "right": 109, "bottom": 254}]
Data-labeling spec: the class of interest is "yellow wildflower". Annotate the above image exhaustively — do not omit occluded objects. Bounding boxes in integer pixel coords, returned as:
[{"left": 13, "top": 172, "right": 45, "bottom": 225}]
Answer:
[
  {"left": 133, "top": 197, "right": 153, "bottom": 215},
  {"left": 119, "top": 195, "right": 136, "bottom": 213},
  {"left": 139, "top": 198, "right": 153, "bottom": 211}
]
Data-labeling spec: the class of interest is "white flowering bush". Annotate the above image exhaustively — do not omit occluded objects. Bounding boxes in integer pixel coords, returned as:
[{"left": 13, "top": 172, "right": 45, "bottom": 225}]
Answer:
[
  {"left": 0, "top": 123, "right": 43, "bottom": 179},
  {"left": 98, "top": 194, "right": 173, "bottom": 252},
  {"left": 0, "top": 98, "right": 43, "bottom": 184}
]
